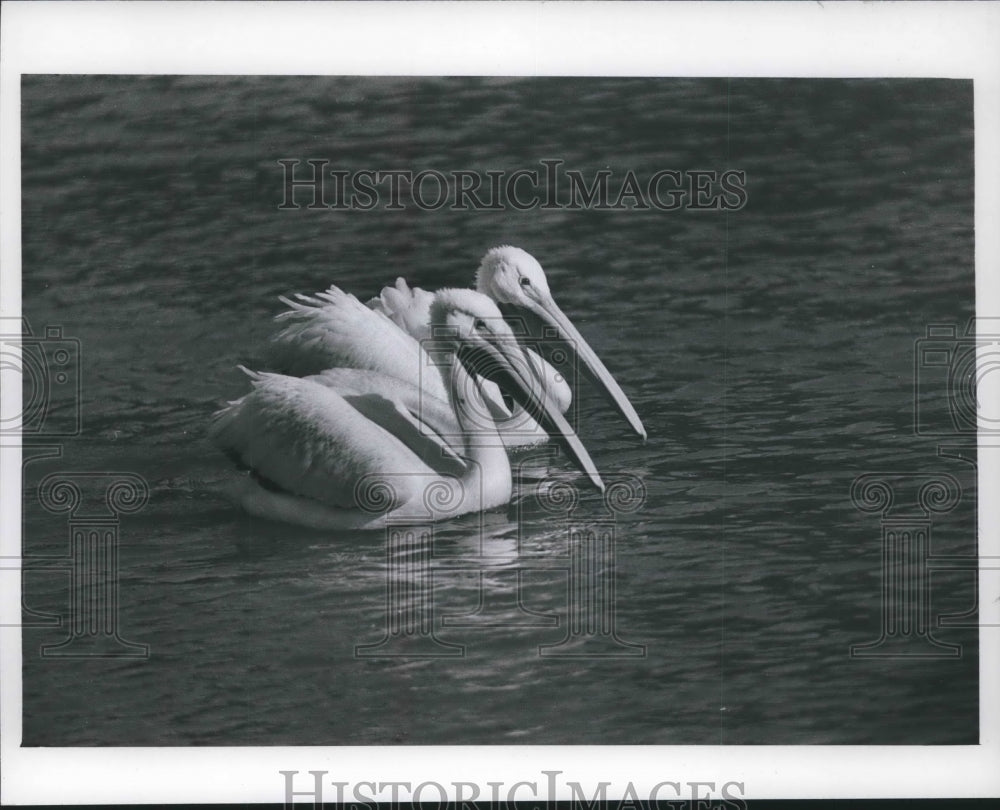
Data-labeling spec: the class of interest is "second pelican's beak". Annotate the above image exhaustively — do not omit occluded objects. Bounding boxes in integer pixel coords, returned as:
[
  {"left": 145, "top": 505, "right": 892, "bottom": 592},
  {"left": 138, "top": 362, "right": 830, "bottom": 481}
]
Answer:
[
  {"left": 500, "top": 296, "right": 647, "bottom": 441},
  {"left": 457, "top": 337, "right": 605, "bottom": 493}
]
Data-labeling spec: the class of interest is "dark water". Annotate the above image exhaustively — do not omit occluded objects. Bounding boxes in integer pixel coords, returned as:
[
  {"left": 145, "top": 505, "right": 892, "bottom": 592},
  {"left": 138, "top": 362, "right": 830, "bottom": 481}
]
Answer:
[{"left": 19, "top": 76, "right": 977, "bottom": 745}]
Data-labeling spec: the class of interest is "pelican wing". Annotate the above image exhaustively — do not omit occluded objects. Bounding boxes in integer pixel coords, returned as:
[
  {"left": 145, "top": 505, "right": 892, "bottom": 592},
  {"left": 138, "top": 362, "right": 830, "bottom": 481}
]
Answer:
[
  {"left": 210, "top": 371, "right": 434, "bottom": 510},
  {"left": 267, "top": 285, "right": 449, "bottom": 401},
  {"left": 368, "top": 277, "right": 436, "bottom": 341},
  {"left": 308, "top": 368, "right": 467, "bottom": 475}
]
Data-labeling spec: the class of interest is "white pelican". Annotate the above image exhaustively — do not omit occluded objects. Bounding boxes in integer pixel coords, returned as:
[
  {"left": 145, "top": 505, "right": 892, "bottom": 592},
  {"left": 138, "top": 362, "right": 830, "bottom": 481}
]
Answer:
[
  {"left": 266, "top": 246, "right": 645, "bottom": 445},
  {"left": 266, "top": 278, "right": 542, "bottom": 446},
  {"left": 373, "top": 245, "right": 646, "bottom": 440},
  {"left": 212, "top": 289, "right": 604, "bottom": 530}
]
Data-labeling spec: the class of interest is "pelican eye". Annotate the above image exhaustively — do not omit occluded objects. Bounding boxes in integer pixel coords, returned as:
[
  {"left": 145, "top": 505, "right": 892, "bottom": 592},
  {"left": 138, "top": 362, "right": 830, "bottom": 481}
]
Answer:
[
  {"left": 519, "top": 276, "right": 531, "bottom": 286},
  {"left": 474, "top": 319, "right": 487, "bottom": 331}
]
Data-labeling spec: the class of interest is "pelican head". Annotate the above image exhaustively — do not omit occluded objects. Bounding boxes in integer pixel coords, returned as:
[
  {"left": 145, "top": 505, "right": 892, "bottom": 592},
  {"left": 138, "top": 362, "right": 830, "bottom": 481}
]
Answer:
[
  {"left": 474, "top": 246, "right": 647, "bottom": 440},
  {"left": 475, "top": 245, "right": 553, "bottom": 308},
  {"left": 430, "top": 287, "right": 518, "bottom": 344},
  {"left": 430, "top": 288, "right": 604, "bottom": 492}
]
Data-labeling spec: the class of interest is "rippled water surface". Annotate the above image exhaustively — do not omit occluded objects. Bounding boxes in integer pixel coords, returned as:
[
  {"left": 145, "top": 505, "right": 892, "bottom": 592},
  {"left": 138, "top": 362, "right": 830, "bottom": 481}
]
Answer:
[{"left": 19, "top": 76, "right": 977, "bottom": 745}]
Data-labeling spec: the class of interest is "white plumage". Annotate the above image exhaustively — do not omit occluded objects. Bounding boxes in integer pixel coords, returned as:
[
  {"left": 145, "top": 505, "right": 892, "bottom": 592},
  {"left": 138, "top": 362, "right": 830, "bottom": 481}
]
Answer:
[{"left": 212, "top": 288, "right": 604, "bottom": 530}]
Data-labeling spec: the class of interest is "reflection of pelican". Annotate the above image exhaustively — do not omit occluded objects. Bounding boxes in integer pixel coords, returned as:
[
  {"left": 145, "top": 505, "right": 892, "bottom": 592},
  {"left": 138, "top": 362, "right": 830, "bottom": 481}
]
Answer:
[
  {"left": 212, "top": 289, "right": 604, "bottom": 530},
  {"left": 266, "top": 246, "right": 646, "bottom": 445}
]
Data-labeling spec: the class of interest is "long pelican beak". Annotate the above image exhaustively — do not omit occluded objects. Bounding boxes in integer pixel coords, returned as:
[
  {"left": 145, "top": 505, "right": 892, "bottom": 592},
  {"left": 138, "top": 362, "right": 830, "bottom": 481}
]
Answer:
[
  {"left": 458, "top": 337, "right": 605, "bottom": 492},
  {"left": 500, "top": 297, "right": 647, "bottom": 441}
]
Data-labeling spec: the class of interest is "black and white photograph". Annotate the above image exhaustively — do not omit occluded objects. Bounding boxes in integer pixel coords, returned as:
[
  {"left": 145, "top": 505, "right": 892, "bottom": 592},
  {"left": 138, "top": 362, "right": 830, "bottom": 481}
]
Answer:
[{"left": 2, "top": 2, "right": 999, "bottom": 805}]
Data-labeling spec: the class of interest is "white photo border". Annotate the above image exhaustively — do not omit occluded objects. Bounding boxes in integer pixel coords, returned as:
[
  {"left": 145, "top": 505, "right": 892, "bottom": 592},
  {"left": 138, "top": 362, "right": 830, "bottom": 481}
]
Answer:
[{"left": 1, "top": 0, "right": 998, "bottom": 803}]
